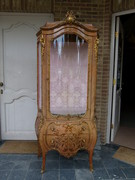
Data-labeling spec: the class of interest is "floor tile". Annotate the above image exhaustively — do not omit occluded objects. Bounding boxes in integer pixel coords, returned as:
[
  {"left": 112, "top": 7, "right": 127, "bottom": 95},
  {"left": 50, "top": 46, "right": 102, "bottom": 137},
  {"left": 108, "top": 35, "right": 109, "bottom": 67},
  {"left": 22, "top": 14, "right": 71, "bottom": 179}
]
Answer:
[
  {"left": 93, "top": 150, "right": 101, "bottom": 161},
  {"left": 42, "top": 170, "right": 59, "bottom": 180},
  {"left": 0, "top": 161, "right": 15, "bottom": 170},
  {"left": 103, "top": 157, "right": 119, "bottom": 168},
  {"left": 29, "top": 160, "right": 42, "bottom": 170},
  {"left": 92, "top": 168, "right": 110, "bottom": 180},
  {"left": 13, "top": 161, "right": 30, "bottom": 170},
  {"left": 0, "top": 159, "right": 9, "bottom": 165},
  {"left": 60, "top": 155, "right": 73, "bottom": 161},
  {"left": 8, "top": 170, "right": 27, "bottom": 180},
  {"left": 121, "top": 167, "right": 135, "bottom": 178},
  {"left": 25, "top": 169, "right": 42, "bottom": 180},
  {"left": 7, "top": 154, "right": 32, "bottom": 161},
  {"left": 100, "top": 151, "right": 114, "bottom": 160},
  {"left": 0, "top": 170, "right": 10, "bottom": 180},
  {"left": 46, "top": 160, "right": 59, "bottom": 170},
  {"left": 102, "top": 144, "right": 119, "bottom": 151},
  {"left": 74, "top": 160, "right": 89, "bottom": 169},
  {"left": 60, "top": 159, "right": 74, "bottom": 169},
  {"left": 100, "top": 144, "right": 119, "bottom": 157},
  {"left": 60, "top": 169, "right": 75, "bottom": 180},
  {"left": 46, "top": 150, "right": 60, "bottom": 161},
  {"left": 93, "top": 159, "right": 104, "bottom": 169},
  {"left": 0, "top": 143, "right": 134, "bottom": 180},
  {"left": 106, "top": 168, "right": 126, "bottom": 179},
  {"left": 0, "top": 154, "right": 8, "bottom": 161},
  {"left": 75, "top": 169, "right": 93, "bottom": 180},
  {"left": 73, "top": 150, "right": 89, "bottom": 160},
  {"left": 31, "top": 154, "right": 42, "bottom": 161}
]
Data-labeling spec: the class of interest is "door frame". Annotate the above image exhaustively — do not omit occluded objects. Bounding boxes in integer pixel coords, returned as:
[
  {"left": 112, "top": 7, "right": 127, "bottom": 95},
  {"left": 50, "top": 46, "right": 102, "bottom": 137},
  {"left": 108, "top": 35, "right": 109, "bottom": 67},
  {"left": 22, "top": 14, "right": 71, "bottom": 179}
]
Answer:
[{"left": 107, "top": 9, "right": 135, "bottom": 143}]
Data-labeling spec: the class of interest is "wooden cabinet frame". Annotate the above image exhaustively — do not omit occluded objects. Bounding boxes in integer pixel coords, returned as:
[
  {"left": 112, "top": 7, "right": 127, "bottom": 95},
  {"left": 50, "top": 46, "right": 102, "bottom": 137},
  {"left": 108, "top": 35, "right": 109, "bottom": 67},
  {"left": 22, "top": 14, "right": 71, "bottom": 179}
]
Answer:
[{"left": 35, "top": 12, "right": 99, "bottom": 173}]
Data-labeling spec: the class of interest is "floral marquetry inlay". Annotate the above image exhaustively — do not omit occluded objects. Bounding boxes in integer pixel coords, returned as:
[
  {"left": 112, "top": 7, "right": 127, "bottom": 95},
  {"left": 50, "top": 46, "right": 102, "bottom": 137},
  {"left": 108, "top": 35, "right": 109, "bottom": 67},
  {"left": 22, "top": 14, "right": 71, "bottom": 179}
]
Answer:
[{"left": 40, "top": 120, "right": 92, "bottom": 158}]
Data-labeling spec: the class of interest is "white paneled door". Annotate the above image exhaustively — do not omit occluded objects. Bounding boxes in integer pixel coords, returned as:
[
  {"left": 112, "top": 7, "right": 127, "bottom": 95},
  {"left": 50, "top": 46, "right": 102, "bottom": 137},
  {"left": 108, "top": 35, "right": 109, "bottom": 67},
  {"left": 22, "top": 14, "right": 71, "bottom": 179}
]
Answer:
[{"left": 0, "top": 13, "right": 53, "bottom": 140}]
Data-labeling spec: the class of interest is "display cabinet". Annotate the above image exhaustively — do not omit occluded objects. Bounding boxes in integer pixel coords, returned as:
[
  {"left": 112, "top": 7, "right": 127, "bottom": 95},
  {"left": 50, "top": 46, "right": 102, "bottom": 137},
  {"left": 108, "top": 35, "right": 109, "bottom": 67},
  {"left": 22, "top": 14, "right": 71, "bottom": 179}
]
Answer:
[{"left": 35, "top": 11, "right": 99, "bottom": 173}]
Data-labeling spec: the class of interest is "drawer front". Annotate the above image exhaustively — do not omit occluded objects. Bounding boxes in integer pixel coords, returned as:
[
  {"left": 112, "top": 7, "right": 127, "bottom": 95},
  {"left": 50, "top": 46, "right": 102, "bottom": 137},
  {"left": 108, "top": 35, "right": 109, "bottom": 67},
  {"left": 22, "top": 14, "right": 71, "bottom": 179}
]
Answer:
[
  {"left": 44, "top": 121, "right": 90, "bottom": 157},
  {"left": 46, "top": 134, "right": 90, "bottom": 150},
  {"left": 46, "top": 121, "right": 90, "bottom": 135}
]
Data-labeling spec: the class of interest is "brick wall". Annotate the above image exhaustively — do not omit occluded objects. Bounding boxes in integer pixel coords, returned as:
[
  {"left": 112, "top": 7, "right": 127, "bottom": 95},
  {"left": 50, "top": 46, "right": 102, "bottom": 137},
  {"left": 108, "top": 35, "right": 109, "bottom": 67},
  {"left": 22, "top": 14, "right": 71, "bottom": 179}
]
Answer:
[
  {"left": 100, "top": 0, "right": 112, "bottom": 142},
  {"left": 0, "top": 0, "right": 52, "bottom": 13},
  {"left": 113, "top": 0, "right": 135, "bottom": 12}
]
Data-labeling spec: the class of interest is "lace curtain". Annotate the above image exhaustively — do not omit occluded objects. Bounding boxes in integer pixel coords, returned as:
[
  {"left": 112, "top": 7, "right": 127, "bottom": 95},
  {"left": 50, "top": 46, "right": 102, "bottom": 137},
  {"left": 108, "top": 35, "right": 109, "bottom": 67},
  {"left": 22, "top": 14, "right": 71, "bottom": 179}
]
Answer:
[{"left": 50, "top": 34, "right": 88, "bottom": 115}]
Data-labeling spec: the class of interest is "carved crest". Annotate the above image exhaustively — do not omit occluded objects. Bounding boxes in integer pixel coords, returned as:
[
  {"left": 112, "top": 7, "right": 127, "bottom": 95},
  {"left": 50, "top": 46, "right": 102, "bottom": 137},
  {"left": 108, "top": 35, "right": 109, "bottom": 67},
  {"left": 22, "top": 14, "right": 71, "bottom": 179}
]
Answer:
[{"left": 65, "top": 11, "right": 76, "bottom": 24}]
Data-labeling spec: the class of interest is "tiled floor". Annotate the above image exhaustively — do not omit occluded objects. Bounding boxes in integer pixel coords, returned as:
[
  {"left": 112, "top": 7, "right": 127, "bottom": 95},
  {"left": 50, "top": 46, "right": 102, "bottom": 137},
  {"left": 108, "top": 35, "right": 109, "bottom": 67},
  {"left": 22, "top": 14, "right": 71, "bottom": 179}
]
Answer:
[{"left": 0, "top": 143, "right": 135, "bottom": 180}]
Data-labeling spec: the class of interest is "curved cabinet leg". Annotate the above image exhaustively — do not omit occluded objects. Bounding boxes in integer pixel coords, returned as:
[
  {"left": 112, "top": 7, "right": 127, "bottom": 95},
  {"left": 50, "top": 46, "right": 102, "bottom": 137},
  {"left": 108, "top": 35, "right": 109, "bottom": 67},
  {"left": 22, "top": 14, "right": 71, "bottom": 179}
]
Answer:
[
  {"left": 89, "top": 149, "right": 94, "bottom": 172},
  {"left": 41, "top": 152, "right": 46, "bottom": 173}
]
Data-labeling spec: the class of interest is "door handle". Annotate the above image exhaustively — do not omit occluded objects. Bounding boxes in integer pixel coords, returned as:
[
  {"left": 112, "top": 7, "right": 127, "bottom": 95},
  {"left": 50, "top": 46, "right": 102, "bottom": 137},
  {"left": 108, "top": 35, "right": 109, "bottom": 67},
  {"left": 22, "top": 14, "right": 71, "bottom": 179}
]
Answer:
[{"left": 0, "top": 82, "right": 3, "bottom": 87}]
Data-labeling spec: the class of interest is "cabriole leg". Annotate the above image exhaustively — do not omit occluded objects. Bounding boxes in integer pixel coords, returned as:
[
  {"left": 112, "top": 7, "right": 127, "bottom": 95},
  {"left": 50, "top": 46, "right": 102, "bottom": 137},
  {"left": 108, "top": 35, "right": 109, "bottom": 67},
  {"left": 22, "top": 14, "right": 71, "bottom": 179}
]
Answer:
[
  {"left": 41, "top": 152, "right": 46, "bottom": 174},
  {"left": 89, "top": 149, "right": 94, "bottom": 172}
]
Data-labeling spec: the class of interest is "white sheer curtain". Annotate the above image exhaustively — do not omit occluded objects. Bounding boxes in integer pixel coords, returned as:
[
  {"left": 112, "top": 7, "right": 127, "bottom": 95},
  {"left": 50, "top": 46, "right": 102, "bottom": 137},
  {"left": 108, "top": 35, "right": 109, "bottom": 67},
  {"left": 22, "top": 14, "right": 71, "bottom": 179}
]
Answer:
[{"left": 50, "top": 34, "right": 88, "bottom": 115}]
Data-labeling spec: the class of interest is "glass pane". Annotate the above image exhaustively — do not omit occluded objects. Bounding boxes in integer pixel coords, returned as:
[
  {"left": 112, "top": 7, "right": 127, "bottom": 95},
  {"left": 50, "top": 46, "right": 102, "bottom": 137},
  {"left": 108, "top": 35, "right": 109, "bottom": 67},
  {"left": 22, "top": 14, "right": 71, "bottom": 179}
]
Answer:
[{"left": 50, "top": 34, "right": 88, "bottom": 115}]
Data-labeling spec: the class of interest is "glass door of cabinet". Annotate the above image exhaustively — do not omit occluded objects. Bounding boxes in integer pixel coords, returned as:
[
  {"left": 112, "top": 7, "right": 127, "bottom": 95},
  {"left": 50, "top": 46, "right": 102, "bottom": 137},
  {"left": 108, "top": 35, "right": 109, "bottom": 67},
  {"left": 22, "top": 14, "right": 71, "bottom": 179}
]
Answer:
[{"left": 50, "top": 34, "right": 88, "bottom": 115}]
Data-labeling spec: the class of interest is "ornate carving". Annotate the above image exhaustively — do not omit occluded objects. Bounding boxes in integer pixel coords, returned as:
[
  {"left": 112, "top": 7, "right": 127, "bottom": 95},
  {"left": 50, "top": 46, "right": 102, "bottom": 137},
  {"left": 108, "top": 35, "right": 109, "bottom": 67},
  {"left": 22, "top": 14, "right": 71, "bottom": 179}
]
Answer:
[
  {"left": 40, "top": 34, "right": 45, "bottom": 56},
  {"left": 35, "top": 109, "right": 44, "bottom": 137},
  {"left": 35, "top": 109, "right": 44, "bottom": 158},
  {"left": 40, "top": 121, "right": 91, "bottom": 158},
  {"left": 65, "top": 11, "right": 76, "bottom": 24},
  {"left": 94, "top": 38, "right": 99, "bottom": 62}
]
